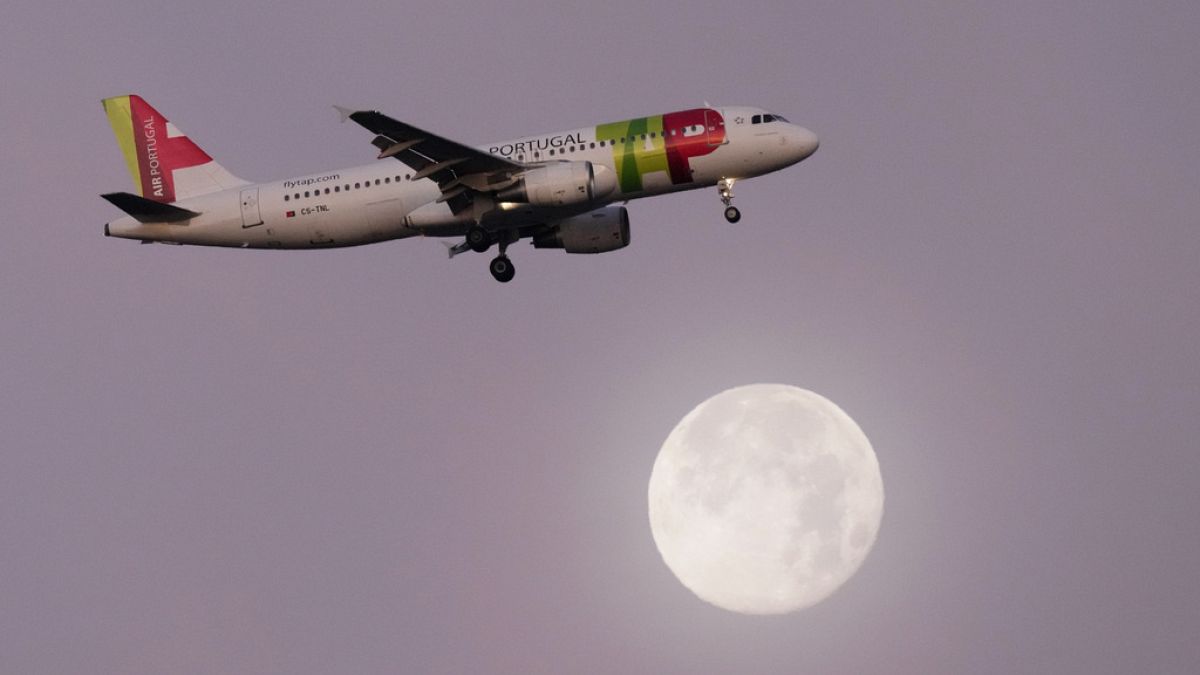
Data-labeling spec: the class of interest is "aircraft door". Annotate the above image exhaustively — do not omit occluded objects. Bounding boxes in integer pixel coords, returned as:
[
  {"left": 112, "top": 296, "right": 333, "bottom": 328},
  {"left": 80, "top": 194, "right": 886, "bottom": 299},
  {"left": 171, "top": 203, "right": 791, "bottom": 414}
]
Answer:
[
  {"left": 704, "top": 109, "right": 726, "bottom": 147},
  {"left": 240, "top": 188, "right": 263, "bottom": 228}
]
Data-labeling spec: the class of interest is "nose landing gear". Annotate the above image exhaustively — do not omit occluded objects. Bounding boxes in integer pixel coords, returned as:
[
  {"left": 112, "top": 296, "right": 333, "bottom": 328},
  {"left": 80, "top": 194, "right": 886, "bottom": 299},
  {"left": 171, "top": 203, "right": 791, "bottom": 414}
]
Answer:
[{"left": 718, "top": 178, "right": 740, "bottom": 223}]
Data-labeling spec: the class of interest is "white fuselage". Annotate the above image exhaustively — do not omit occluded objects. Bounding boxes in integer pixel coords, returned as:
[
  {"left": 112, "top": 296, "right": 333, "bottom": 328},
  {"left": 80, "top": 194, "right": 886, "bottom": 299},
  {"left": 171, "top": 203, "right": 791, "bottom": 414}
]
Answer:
[{"left": 105, "top": 105, "right": 818, "bottom": 249}]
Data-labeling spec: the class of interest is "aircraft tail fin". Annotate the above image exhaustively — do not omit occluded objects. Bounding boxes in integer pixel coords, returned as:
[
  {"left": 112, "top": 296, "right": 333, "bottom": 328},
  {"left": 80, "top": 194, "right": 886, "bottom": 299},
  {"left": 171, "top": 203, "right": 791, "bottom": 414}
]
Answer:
[{"left": 101, "top": 94, "right": 248, "bottom": 203}]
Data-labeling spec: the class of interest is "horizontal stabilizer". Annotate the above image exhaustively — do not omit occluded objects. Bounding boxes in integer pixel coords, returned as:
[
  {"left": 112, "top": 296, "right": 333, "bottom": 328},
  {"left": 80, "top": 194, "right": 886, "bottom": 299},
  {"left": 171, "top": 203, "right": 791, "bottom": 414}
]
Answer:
[
  {"left": 101, "top": 192, "right": 200, "bottom": 223},
  {"left": 443, "top": 240, "right": 472, "bottom": 259}
]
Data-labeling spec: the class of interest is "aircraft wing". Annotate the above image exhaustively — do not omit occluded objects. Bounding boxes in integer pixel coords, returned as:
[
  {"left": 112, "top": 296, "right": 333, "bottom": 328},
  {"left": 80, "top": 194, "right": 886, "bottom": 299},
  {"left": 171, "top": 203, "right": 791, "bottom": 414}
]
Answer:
[{"left": 341, "top": 108, "right": 524, "bottom": 213}]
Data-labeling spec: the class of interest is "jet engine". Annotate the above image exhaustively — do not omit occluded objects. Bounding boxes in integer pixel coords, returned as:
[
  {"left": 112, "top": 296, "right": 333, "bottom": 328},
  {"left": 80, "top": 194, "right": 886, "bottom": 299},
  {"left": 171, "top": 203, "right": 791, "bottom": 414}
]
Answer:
[
  {"left": 533, "top": 206, "right": 631, "bottom": 254},
  {"left": 497, "top": 161, "right": 617, "bottom": 207}
]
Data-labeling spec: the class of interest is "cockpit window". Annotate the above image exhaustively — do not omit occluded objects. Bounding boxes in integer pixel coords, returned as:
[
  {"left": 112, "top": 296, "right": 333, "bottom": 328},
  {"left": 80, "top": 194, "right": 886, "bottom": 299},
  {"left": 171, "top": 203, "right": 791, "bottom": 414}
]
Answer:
[{"left": 752, "top": 113, "right": 790, "bottom": 124}]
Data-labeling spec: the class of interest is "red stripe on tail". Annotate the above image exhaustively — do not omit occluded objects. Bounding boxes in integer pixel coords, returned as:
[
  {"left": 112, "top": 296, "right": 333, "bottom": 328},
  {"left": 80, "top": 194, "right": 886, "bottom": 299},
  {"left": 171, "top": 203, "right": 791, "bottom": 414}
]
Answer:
[{"left": 128, "top": 96, "right": 211, "bottom": 203}]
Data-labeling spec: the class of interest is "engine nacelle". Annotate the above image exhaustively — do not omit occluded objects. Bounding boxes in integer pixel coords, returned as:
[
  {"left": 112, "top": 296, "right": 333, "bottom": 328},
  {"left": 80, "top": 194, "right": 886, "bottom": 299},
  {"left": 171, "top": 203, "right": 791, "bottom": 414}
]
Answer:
[
  {"left": 497, "top": 161, "right": 616, "bottom": 207},
  {"left": 533, "top": 206, "right": 631, "bottom": 254}
]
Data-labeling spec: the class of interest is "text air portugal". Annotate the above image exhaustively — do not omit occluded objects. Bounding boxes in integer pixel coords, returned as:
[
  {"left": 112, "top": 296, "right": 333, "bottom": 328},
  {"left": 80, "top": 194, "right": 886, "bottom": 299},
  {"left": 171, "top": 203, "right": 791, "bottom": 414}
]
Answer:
[{"left": 126, "top": 96, "right": 210, "bottom": 203}]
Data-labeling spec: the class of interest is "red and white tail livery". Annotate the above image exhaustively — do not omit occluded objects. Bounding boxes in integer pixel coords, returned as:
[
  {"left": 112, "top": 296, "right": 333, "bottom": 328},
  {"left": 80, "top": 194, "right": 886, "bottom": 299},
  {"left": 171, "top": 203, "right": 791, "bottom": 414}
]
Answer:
[{"left": 102, "top": 95, "right": 246, "bottom": 203}]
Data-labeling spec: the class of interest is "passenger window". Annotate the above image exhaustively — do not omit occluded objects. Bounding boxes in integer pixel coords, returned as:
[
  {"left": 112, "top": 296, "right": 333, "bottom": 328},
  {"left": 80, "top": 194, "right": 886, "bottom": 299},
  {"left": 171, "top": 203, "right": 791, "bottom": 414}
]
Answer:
[
  {"left": 304, "top": 191, "right": 310, "bottom": 198},
  {"left": 550, "top": 149, "right": 555, "bottom": 155},
  {"left": 590, "top": 142, "right": 595, "bottom": 148},
  {"left": 283, "top": 195, "right": 289, "bottom": 201},
  {"left": 355, "top": 182, "right": 360, "bottom": 189},
  {"left": 335, "top": 185, "right": 340, "bottom": 192},
  {"left": 324, "top": 188, "right": 330, "bottom": 194}
]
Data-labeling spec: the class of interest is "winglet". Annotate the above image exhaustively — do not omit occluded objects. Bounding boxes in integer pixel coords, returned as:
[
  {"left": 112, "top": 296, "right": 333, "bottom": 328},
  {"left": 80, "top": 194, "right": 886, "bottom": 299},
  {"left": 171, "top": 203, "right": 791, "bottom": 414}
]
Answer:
[{"left": 333, "top": 105, "right": 357, "bottom": 123}]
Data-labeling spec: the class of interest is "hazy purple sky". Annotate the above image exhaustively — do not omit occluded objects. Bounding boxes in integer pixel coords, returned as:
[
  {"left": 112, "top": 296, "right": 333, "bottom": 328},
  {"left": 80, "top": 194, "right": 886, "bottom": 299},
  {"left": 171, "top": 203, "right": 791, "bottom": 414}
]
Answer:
[{"left": 3, "top": 2, "right": 1198, "bottom": 672}]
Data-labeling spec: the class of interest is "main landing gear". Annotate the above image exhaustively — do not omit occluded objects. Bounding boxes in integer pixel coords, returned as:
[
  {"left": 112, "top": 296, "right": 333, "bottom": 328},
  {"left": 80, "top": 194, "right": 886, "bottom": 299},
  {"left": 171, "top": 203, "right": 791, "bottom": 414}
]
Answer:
[
  {"left": 463, "top": 224, "right": 516, "bottom": 279},
  {"left": 489, "top": 254, "right": 515, "bottom": 283},
  {"left": 719, "top": 178, "right": 741, "bottom": 223},
  {"left": 466, "top": 225, "right": 491, "bottom": 253}
]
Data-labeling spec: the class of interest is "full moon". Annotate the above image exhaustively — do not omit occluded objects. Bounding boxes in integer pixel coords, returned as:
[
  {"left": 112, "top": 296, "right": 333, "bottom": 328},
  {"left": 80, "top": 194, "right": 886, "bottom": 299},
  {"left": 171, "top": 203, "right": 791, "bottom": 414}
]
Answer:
[{"left": 648, "top": 384, "right": 884, "bottom": 614}]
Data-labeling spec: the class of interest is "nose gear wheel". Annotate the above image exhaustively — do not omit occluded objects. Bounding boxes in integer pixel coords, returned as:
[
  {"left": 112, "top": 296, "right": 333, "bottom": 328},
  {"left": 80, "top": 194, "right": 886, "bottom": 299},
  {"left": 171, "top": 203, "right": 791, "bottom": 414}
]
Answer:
[{"left": 718, "top": 178, "right": 740, "bottom": 222}]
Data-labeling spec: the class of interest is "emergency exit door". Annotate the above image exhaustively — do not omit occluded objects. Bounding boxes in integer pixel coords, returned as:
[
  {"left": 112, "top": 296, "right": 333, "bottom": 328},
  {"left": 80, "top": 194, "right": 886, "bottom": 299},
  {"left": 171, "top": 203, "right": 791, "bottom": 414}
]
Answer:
[{"left": 240, "top": 188, "right": 263, "bottom": 228}]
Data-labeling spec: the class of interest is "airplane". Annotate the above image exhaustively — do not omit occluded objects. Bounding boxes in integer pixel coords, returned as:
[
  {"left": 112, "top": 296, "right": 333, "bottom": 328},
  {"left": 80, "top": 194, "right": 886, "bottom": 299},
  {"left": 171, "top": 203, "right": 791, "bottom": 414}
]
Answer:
[{"left": 101, "top": 95, "right": 819, "bottom": 282}]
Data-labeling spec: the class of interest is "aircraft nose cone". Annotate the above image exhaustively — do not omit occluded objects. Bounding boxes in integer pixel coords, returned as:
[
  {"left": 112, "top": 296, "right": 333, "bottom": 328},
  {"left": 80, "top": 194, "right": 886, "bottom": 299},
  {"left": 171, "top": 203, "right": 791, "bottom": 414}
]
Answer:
[{"left": 793, "top": 126, "right": 819, "bottom": 159}]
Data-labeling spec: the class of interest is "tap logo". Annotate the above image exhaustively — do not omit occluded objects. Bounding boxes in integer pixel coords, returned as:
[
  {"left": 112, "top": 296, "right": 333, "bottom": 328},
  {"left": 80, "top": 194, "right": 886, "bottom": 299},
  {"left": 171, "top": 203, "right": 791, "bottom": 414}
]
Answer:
[{"left": 597, "top": 108, "right": 726, "bottom": 193}]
